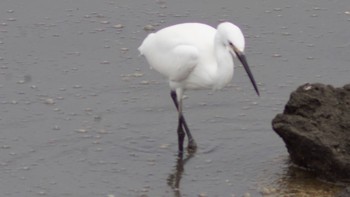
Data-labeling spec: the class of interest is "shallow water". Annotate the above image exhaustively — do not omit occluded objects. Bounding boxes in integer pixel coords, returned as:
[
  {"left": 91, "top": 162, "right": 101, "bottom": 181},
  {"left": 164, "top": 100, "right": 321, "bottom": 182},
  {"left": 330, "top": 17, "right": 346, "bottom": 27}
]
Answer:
[{"left": 0, "top": 0, "right": 349, "bottom": 196}]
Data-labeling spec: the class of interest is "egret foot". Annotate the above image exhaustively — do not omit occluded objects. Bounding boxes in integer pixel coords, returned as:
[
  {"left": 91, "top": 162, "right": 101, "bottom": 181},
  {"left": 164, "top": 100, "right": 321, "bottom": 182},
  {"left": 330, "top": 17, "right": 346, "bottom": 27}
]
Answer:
[{"left": 187, "top": 139, "right": 197, "bottom": 153}]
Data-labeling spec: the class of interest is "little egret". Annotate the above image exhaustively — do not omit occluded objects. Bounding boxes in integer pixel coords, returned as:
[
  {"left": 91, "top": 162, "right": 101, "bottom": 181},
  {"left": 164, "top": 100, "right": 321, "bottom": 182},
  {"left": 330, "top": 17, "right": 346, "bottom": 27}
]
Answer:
[{"left": 138, "top": 22, "right": 259, "bottom": 154}]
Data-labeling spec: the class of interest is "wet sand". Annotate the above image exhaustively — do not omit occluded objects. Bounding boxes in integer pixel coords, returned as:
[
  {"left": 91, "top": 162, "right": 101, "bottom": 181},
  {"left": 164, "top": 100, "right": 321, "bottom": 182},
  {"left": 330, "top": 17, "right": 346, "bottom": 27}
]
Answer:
[{"left": 0, "top": 0, "right": 349, "bottom": 196}]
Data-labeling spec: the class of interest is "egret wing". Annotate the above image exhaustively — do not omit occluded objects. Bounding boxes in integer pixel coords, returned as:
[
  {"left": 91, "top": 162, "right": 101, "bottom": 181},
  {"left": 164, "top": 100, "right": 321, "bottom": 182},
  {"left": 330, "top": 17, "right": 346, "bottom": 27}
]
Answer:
[{"left": 167, "top": 45, "right": 199, "bottom": 82}]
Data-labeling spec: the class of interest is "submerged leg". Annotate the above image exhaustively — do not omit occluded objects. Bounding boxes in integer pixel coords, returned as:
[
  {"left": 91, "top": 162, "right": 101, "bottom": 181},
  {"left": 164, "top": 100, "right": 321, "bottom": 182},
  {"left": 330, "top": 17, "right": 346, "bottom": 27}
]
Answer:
[
  {"left": 177, "top": 115, "right": 185, "bottom": 154},
  {"left": 170, "top": 90, "right": 197, "bottom": 152}
]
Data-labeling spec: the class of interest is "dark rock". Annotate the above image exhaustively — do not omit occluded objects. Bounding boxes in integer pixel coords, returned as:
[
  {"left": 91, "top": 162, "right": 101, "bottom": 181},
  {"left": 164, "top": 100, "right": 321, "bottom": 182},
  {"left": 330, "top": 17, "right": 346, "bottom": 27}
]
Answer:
[
  {"left": 272, "top": 83, "right": 350, "bottom": 182},
  {"left": 336, "top": 186, "right": 350, "bottom": 197}
]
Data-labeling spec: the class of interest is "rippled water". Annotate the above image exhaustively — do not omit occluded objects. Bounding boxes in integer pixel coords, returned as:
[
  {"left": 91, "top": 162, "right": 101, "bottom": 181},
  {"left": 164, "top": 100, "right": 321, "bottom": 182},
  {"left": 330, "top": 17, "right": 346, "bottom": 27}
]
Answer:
[{"left": 0, "top": 0, "right": 349, "bottom": 196}]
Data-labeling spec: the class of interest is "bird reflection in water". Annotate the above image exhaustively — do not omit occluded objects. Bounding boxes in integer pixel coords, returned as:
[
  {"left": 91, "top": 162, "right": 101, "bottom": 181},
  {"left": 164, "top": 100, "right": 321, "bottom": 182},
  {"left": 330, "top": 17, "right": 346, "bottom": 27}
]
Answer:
[{"left": 167, "top": 150, "right": 196, "bottom": 197}]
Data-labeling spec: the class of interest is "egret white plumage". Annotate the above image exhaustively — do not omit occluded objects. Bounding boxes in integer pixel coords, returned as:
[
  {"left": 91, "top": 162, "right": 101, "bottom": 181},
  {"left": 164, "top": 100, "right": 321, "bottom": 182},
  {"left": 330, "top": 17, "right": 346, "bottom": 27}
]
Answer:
[{"left": 138, "top": 22, "right": 259, "bottom": 154}]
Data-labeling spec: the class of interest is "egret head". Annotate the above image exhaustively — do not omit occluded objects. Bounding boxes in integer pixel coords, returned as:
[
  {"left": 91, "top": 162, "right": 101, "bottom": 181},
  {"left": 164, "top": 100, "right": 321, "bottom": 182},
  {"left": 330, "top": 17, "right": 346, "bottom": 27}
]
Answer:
[
  {"left": 217, "top": 22, "right": 245, "bottom": 53},
  {"left": 217, "top": 22, "right": 260, "bottom": 96}
]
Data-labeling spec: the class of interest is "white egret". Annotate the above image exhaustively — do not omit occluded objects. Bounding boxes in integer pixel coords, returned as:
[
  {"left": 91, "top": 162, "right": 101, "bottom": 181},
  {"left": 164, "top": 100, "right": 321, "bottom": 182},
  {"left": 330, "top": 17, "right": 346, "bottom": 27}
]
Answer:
[{"left": 138, "top": 22, "right": 259, "bottom": 154}]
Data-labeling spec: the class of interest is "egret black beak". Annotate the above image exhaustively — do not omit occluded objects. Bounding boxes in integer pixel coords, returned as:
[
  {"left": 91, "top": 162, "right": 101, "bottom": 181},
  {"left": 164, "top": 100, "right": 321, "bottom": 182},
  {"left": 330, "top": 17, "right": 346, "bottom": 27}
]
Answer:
[{"left": 235, "top": 51, "right": 260, "bottom": 96}]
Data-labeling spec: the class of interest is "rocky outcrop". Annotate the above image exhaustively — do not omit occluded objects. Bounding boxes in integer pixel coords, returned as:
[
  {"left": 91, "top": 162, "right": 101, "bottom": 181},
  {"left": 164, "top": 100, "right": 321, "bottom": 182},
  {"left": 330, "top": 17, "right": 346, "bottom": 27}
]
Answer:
[
  {"left": 336, "top": 187, "right": 350, "bottom": 197},
  {"left": 272, "top": 83, "right": 350, "bottom": 182}
]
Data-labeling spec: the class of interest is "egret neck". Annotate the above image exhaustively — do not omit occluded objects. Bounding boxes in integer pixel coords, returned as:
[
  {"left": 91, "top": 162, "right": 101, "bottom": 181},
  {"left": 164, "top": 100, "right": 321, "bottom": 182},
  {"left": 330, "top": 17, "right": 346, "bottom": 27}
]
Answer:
[{"left": 212, "top": 32, "right": 234, "bottom": 90}]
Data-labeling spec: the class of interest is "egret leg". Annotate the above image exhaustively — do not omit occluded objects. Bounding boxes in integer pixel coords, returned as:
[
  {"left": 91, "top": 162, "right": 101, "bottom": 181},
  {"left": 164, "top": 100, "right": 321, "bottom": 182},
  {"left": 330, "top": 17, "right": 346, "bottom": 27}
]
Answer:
[
  {"left": 177, "top": 114, "right": 185, "bottom": 154},
  {"left": 170, "top": 91, "right": 197, "bottom": 152}
]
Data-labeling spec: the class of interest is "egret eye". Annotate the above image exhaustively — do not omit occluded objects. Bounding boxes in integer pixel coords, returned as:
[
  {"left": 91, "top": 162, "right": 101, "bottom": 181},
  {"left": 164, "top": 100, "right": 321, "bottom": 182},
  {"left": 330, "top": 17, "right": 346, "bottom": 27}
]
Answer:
[
  {"left": 228, "top": 42, "right": 237, "bottom": 52},
  {"left": 229, "top": 42, "right": 237, "bottom": 51}
]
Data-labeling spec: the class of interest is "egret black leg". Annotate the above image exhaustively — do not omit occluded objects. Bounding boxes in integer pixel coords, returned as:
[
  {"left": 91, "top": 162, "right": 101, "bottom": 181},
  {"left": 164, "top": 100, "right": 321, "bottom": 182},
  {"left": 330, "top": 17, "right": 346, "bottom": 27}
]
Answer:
[
  {"left": 177, "top": 117, "right": 185, "bottom": 154},
  {"left": 170, "top": 91, "right": 197, "bottom": 152}
]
